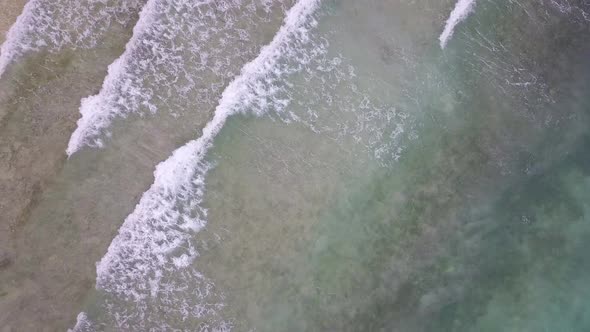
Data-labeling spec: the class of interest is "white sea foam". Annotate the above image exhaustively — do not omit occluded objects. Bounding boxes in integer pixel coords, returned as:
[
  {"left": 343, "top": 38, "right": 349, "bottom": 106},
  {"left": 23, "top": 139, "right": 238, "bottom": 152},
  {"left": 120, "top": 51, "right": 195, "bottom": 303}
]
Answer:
[
  {"left": 76, "top": 0, "right": 321, "bottom": 329},
  {"left": 0, "top": 0, "right": 144, "bottom": 79},
  {"left": 66, "top": 0, "right": 159, "bottom": 155},
  {"left": 271, "top": 54, "right": 415, "bottom": 164},
  {"left": 67, "top": 312, "right": 94, "bottom": 332},
  {"left": 439, "top": 0, "right": 476, "bottom": 49},
  {"left": 66, "top": 0, "right": 291, "bottom": 156}
]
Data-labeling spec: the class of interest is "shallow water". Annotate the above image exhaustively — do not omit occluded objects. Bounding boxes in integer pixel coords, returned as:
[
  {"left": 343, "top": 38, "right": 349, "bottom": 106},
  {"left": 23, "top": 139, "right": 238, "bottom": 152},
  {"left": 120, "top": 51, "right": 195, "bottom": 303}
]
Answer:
[
  {"left": 1, "top": 0, "right": 590, "bottom": 331},
  {"left": 0, "top": 1, "right": 145, "bottom": 329}
]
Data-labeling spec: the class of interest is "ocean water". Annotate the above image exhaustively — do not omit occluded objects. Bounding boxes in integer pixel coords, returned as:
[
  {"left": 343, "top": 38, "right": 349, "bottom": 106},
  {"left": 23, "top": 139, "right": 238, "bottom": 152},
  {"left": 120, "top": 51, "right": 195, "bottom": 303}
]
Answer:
[{"left": 1, "top": 0, "right": 590, "bottom": 331}]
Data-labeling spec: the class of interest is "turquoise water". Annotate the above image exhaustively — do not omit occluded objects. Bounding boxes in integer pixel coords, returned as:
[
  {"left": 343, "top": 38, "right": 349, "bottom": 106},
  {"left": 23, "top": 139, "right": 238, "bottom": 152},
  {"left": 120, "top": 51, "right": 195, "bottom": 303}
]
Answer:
[{"left": 1, "top": 0, "right": 590, "bottom": 331}]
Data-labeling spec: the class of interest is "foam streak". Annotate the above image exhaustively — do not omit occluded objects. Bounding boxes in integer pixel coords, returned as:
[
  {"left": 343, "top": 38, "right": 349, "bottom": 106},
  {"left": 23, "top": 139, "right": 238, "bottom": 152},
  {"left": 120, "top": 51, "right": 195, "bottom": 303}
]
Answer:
[{"left": 439, "top": 0, "right": 476, "bottom": 49}]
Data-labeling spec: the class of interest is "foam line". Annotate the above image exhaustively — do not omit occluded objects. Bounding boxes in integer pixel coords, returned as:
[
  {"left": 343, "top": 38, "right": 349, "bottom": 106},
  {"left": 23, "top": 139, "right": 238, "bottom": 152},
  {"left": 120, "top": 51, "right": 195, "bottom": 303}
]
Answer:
[{"left": 439, "top": 0, "right": 476, "bottom": 49}]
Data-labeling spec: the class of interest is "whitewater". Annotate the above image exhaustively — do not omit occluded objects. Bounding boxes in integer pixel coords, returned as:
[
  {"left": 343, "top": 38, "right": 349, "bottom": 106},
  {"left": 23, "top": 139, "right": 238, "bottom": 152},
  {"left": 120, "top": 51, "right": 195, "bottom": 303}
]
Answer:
[
  {"left": 66, "top": 0, "right": 296, "bottom": 156},
  {"left": 439, "top": 0, "right": 476, "bottom": 48},
  {"left": 0, "top": 0, "right": 144, "bottom": 78},
  {"left": 71, "top": 0, "right": 321, "bottom": 329}
]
